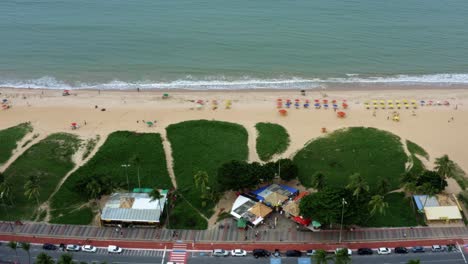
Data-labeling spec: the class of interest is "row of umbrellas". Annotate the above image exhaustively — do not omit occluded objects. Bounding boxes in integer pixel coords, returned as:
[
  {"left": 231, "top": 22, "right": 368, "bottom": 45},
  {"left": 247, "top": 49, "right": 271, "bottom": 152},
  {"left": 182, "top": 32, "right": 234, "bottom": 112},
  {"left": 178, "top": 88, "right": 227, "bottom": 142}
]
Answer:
[
  {"left": 279, "top": 109, "right": 347, "bottom": 118},
  {"left": 276, "top": 98, "right": 348, "bottom": 109}
]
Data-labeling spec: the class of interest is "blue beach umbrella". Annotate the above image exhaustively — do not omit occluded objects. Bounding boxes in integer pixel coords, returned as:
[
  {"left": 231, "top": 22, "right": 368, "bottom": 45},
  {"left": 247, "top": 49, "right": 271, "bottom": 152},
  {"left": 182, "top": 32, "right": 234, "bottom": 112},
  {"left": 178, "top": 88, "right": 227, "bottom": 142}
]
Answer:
[
  {"left": 323, "top": 104, "right": 329, "bottom": 108},
  {"left": 333, "top": 104, "right": 338, "bottom": 109},
  {"left": 304, "top": 103, "right": 309, "bottom": 108}
]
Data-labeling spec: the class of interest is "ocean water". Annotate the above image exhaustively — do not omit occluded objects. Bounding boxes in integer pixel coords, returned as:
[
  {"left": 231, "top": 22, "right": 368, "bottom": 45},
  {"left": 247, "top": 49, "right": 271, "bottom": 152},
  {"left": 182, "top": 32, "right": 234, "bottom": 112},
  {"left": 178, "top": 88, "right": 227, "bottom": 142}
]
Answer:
[{"left": 1, "top": 0, "right": 468, "bottom": 90}]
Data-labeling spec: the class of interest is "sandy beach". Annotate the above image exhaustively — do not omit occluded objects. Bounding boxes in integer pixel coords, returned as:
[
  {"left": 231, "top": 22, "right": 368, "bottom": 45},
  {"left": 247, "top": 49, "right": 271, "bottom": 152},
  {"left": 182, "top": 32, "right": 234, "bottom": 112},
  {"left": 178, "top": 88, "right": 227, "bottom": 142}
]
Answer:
[{"left": 1, "top": 86, "right": 467, "bottom": 184}]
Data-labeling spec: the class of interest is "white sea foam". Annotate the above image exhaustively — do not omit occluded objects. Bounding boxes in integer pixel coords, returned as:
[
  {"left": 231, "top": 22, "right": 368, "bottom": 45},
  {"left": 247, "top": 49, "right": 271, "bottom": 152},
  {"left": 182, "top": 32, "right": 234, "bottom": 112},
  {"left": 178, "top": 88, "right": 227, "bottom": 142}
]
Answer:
[{"left": 1, "top": 73, "right": 468, "bottom": 90}]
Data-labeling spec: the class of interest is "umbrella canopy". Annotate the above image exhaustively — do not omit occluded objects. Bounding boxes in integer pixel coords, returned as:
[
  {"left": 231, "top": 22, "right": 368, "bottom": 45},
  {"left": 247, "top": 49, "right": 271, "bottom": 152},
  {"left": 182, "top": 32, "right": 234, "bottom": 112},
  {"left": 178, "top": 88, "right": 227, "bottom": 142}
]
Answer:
[
  {"left": 314, "top": 99, "right": 320, "bottom": 103},
  {"left": 337, "top": 111, "right": 346, "bottom": 118},
  {"left": 322, "top": 99, "right": 328, "bottom": 104},
  {"left": 2, "top": 99, "right": 8, "bottom": 103},
  {"left": 292, "top": 216, "right": 312, "bottom": 226},
  {"left": 249, "top": 203, "right": 273, "bottom": 218},
  {"left": 277, "top": 98, "right": 283, "bottom": 102},
  {"left": 295, "top": 99, "right": 300, "bottom": 102},
  {"left": 71, "top": 122, "right": 77, "bottom": 126},
  {"left": 312, "top": 221, "right": 321, "bottom": 228},
  {"left": 146, "top": 121, "right": 154, "bottom": 126},
  {"left": 314, "top": 103, "right": 320, "bottom": 107},
  {"left": 237, "top": 218, "right": 247, "bottom": 228},
  {"left": 333, "top": 104, "right": 338, "bottom": 108},
  {"left": 264, "top": 192, "right": 288, "bottom": 206},
  {"left": 323, "top": 104, "right": 329, "bottom": 108},
  {"left": 279, "top": 109, "right": 288, "bottom": 115}
]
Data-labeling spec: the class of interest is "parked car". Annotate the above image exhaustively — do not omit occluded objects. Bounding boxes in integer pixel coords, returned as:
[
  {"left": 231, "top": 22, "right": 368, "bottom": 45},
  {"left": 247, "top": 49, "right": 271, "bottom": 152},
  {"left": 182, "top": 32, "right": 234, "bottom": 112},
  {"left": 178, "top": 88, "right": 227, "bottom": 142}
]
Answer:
[
  {"left": 273, "top": 249, "right": 281, "bottom": 257},
  {"left": 253, "top": 249, "right": 270, "bottom": 258},
  {"left": 82, "top": 245, "right": 97, "bottom": 253},
  {"left": 412, "top": 246, "right": 425, "bottom": 253},
  {"left": 285, "top": 250, "right": 302, "bottom": 257},
  {"left": 377, "top": 247, "right": 391, "bottom": 255},
  {"left": 306, "top": 249, "right": 317, "bottom": 256},
  {"left": 231, "top": 249, "right": 247, "bottom": 257},
  {"left": 335, "top": 248, "right": 352, "bottom": 255},
  {"left": 212, "top": 249, "right": 229, "bottom": 257},
  {"left": 394, "top": 247, "right": 409, "bottom": 254},
  {"left": 42, "top": 243, "right": 57, "bottom": 251},
  {"left": 432, "top": 245, "right": 445, "bottom": 252},
  {"left": 65, "top": 244, "right": 80, "bottom": 252},
  {"left": 357, "top": 248, "right": 373, "bottom": 255},
  {"left": 108, "top": 245, "right": 123, "bottom": 254}
]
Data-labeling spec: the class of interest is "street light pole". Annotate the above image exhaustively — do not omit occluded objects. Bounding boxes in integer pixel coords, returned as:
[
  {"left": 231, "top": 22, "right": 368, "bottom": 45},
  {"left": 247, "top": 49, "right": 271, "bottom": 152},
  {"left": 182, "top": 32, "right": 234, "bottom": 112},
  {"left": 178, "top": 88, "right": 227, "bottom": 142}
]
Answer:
[
  {"left": 339, "top": 198, "right": 347, "bottom": 243},
  {"left": 121, "top": 164, "right": 131, "bottom": 192}
]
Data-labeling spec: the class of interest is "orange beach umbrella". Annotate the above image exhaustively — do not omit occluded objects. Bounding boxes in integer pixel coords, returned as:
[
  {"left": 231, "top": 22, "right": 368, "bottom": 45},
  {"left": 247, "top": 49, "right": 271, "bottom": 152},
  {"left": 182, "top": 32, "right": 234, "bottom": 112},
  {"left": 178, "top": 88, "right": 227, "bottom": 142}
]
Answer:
[{"left": 337, "top": 111, "right": 346, "bottom": 118}]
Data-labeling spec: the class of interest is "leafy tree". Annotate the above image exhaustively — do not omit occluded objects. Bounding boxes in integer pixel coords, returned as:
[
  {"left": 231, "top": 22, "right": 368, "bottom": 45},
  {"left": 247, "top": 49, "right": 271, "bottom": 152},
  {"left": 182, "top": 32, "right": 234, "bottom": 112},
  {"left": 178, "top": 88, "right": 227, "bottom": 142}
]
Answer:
[
  {"left": 36, "top": 252, "right": 55, "bottom": 264},
  {"left": 20, "top": 242, "right": 31, "bottom": 264},
  {"left": 434, "top": 154, "right": 456, "bottom": 185},
  {"left": 369, "top": 195, "right": 388, "bottom": 216},
  {"left": 313, "top": 249, "right": 333, "bottom": 264},
  {"left": 416, "top": 170, "right": 447, "bottom": 193},
  {"left": 260, "top": 162, "right": 277, "bottom": 182},
  {"left": 149, "top": 187, "right": 163, "bottom": 211},
  {"left": 346, "top": 173, "right": 369, "bottom": 198},
  {"left": 376, "top": 178, "right": 390, "bottom": 195},
  {"left": 7, "top": 241, "right": 18, "bottom": 262},
  {"left": 217, "top": 160, "right": 259, "bottom": 191},
  {"left": 57, "top": 253, "right": 74, "bottom": 264},
  {"left": 335, "top": 248, "right": 351, "bottom": 264},
  {"left": 311, "top": 172, "right": 326, "bottom": 191},
  {"left": 277, "top": 159, "right": 298, "bottom": 181},
  {"left": 400, "top": 171, "right": 418, "bottom": 186},
  {"left": 24, "top": 175, "right": 41, "bottom": 206},
  {"left": 419, "top": 182, "right": 438, "bottom": 209},
  {"left": 0, "top": 176, "right": 14, "bottom": 204},
  {"left": 406, "top": 259, "right": 420, "bottom": 264}
]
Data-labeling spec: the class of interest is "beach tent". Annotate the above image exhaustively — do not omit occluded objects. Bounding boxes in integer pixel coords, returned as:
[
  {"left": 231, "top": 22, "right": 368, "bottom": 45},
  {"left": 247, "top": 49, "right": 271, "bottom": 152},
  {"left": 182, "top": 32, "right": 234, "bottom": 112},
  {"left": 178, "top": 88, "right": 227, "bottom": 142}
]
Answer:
[
  {"left": 146, "top": 121, "right": 154, "bottom": 127},
  {"left": 279, "top": 109, "right": 288, "bottom": 116},
  {"left": 337, "top": 111, "right": 346, "bottom": 118},
  {"left": 62, "top": 90, "right": 70, "bottom": 96}
]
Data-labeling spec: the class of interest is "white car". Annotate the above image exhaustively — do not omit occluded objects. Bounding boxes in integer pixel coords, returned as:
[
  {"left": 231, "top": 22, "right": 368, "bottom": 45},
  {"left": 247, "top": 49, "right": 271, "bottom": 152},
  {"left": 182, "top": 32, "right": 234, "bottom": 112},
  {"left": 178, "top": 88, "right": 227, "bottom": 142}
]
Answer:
[
  {"left": 108, "top": 245, "right": 123, "bottom": 254},
  {"left": 66, "top": 244, "right": 80, "bottom": 252},
  {"left": 335, "top": 248, "right": 352, "bottom": 255},
  {"left": 377, "top": 247, "right": 391, "bottom": 255},
  {"left": 231, "top": 249, "right": 247, "bottom": 257},
  {"left": 432, "top": 245, "right": 444, "bottom": 252},
  {"left": 81, "top": 245, "right": 97, "bottom": 253},
  {"left": 212, "top": 249, "right": 229, "bottom": 257}
]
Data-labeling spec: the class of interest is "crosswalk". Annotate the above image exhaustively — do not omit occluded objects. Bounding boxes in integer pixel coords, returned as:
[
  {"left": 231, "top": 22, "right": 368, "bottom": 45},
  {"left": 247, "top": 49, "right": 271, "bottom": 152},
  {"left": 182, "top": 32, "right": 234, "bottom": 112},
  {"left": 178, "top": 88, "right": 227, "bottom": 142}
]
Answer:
[
  {"left": 168, "top": 243, "right": 188, "bottom": 264},
  {"left": 94, "top": 247, "right": 165, "bottom": 257}
]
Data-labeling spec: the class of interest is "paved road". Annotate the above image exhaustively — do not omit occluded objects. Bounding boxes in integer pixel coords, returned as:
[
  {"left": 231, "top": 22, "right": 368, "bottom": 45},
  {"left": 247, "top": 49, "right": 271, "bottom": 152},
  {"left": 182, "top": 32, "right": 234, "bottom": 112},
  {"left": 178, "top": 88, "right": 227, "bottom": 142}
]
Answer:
[
  {"left": 0, "top": 243, "right": 164, "bottom": 264},
  {"left": 189, "top": 251, "right": 468, "bottom": 264}
]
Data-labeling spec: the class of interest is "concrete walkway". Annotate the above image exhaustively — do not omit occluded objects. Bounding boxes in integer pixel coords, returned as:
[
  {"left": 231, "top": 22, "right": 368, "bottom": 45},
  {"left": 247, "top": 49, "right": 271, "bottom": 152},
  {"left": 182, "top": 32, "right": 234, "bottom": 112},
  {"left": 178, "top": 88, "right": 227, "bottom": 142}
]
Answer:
[{"left": 1, "top": 219, "right": 467, "bottom": 244}]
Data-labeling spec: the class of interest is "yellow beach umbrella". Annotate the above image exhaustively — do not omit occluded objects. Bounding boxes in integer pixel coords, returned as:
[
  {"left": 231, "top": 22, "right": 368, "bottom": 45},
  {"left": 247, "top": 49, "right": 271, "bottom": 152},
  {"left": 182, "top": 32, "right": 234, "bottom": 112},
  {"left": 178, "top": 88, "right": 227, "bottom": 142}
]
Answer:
[
  {"left": 387, "top": 100, "right": 393, "bottom": 104},
  {"left": 388, "top": 103, "right": 394, "bottom": 109},
  {"left": 396, "top": 103, "right": 401, "bottom": 109},
  {"left": 411, "top": 99, "right": 417, "bottom": 104},
  {"left": 395, "top": 99, "right": 400, "bottom": 104},
  {"left": 380, "top": 100, "right": 385, "bottom": 105},
  {"left": 402, "top": 99, "right": 408, "bottom": 104},
  {"left": 372, "top": 100, "right": 378, "bottom": 104}
]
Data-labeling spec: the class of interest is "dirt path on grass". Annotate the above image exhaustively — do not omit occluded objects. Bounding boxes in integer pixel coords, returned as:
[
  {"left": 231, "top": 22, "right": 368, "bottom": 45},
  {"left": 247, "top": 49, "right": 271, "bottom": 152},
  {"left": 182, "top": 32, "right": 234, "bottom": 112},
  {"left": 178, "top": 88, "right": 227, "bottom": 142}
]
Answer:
[
  {"left": 245, "top": 122, "right": 260, "bottom": 162},
  {"left": 159, "top": 129, "right": 177, "bottom": 189},
  {"left": 0, "top": 130, "right": 46, "bottom": 173}
]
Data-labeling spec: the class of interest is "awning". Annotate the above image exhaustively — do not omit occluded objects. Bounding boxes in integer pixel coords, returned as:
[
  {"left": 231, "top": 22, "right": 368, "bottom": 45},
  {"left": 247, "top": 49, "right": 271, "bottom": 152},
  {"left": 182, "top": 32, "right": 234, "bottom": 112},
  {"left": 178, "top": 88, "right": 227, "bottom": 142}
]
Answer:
[{"left": 292, "top": 216, "right": 312, "bottom": 226}]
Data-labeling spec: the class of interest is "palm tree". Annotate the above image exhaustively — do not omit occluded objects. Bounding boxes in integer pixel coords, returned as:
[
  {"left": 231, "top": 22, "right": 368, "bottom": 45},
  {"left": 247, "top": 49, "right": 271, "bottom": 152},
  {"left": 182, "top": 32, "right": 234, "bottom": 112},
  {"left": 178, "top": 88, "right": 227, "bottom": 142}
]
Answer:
[
  {"left": 24, "top": 175, "right": 41, "bottom": 207},
  {"left": 130, "top": 155, "right": 142, "bottom": 189},
  {"left": 313, "top": 249, "right": 333, "bottom": 264},
  {"left": 346, "top": 173, "right": 369, "bottom": 198},
  {"left": 406, "top": 259, "right": 420, "bottom": 264},
  {"left": 36, "top": 252, "right": 55, "bottom": 264},
  {"left": 377, "top": 178, "right": 390, "bottom": 195},
  {"left": 434, "top": 154, "right": 456, "bottom": 186},
  {"left": 7, "top": 241, "right": 18, "bottom": 263},
  {"left": 149, "top": 187, "right": 163, "bottom": 211},
  {"left": 369, "top": 195, "right": 389, "bottom": 216},
  {"left": 20, "top": 242, "right": 31, "bottom": 264},
  {"left": 0, "top": 176, "right": 14, "bottom": 205},
  {"left": 335, "top": 248, "right": 351, "bottom": 264},
  {"left": 194, "top": 170, "right": 209, "bottom": 206},
  {"left": 57, "top": 253, "right": 74, "bottom": 264},
  {"left": 86, "top": 179, "right": 102, "bottom": 207},
  {"left": 311, "top": 172, "right": 326, "bottom": 191}
]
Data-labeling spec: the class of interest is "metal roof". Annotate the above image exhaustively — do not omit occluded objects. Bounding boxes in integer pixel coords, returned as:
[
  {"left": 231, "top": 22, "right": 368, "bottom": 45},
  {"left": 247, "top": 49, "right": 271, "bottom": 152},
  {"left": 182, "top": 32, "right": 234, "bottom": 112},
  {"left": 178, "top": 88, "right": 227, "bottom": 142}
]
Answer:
[{"left": 101, "top": 191, "right": 168, "bottom": 223}]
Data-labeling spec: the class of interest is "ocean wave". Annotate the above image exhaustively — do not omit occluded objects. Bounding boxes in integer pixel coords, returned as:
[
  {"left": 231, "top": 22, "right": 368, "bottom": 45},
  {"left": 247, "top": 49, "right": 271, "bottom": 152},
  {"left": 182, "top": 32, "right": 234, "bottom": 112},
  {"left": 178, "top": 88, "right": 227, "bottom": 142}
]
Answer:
[{"left": 1, "top": 73, "right": 468, "bottom": 90}]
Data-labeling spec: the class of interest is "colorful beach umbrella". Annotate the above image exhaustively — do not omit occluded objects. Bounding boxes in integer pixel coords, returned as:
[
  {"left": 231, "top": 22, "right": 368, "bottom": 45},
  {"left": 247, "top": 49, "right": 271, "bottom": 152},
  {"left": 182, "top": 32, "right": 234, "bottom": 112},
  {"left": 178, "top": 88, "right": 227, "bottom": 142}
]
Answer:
[
  {"left": 279, "top": 109, "right": 288, "bottom": 116},
  {"left": 337, "top": 111, "right": 346, "bottom": 118}
]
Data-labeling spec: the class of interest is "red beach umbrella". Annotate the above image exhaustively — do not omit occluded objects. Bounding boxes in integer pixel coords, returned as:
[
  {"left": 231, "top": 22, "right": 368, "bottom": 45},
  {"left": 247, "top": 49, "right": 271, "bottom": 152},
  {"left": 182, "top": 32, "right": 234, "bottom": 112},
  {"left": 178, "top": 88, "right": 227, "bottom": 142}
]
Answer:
[
  {"left": 314, "top": 99, "right": 320, "bottom": 103},
  {"left": 342, "top": 103, "right": 348, "bottom": 109},
  {"left": 332, "top": 99, "right": 337, "bottom": 104},
  {"left": 323, "top": 99, "right": 328, "bottom": 104},
  {"left": 337, "top": 111, "right": 346, "bottom": 118},
  {"left": 277, "top": 98, "right": 283, "bottom": 101},
  {"left": 278, "top": 109, "right": 288, "bottom": 116}
]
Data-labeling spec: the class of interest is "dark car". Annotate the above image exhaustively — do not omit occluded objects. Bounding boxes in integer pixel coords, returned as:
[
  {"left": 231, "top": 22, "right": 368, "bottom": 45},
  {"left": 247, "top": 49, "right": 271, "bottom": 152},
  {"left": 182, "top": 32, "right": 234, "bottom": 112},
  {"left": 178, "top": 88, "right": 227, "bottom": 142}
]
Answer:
[
  {"left": 253, "top": 249, "right": 270, "bottom": 258},
  {"left": 357, "top": 248, "right": 373, "bottom": 255},
  {"left": 412, "top": 246, "right": 425, "bottom": 253},
  {"left": 286, "top": 250, "right": 302, "bottom": 257},
  {"left": 273, "top": 249, "right": 281, "bottom": 257},
  {"left": 42, "top": 243, "right": 57, "bottom": 250},
  {"left": 394, "top": 247, "right": 409, "bottom": 254}
]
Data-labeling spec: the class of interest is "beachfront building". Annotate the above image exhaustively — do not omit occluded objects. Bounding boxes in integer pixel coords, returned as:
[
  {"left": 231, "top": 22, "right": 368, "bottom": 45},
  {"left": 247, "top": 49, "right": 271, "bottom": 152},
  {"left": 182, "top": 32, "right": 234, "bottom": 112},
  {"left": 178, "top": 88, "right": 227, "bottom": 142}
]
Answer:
[
  {"left": 413, "top": 194, "right": 463, "bottom": 225},
  {"left": 100, "top": 189, "right": 168, "bottom": 227},
  {"left": 250, "top": 183, "right": 299, "bottom": 207},
  {"left": 230, "top": 194, "right": 273, "bottom": 227}
]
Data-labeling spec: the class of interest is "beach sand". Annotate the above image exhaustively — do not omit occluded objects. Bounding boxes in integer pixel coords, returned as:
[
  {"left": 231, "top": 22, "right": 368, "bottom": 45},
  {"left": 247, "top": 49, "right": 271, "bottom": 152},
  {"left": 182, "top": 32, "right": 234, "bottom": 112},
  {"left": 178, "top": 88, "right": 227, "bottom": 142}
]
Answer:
[{"left": 1, "top": 87, "right": 467, "bottom": 191}]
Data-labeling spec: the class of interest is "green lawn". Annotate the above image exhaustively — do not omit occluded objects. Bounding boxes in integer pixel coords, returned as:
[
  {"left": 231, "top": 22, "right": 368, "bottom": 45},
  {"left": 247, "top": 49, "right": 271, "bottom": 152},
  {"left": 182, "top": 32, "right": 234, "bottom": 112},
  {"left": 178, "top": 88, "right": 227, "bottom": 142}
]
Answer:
[
  {"left": 0, "top": 122, "right": 33, "bottom": 165},
  {"left": 408, "top": 154, "right": 425, "bottom": 176},
  {"left": 166, "top": 120, "right": 248, "bottom": 222},
  {"left": 255, "top": 122, "right": 290, "bottom": 161},
  {"left": 49, "top": 206, "right": 94, "bottom": 225},
  {"left": 406, "top": 140, "right": 429, "bottom": 160},
  {"left": 294, "top": 127, "right": 407, "bottom": 191},
  {"left": 1, "top": 133, "right": 81, "bottom": 220},
  {"left": 366, "top": 192, "right": 420, "bottom": 227},
  {"left": 168, "top": 199, "right": 208, "bottom": 230},
  {"left": 50, "top": 131, "right": 172, "bottom": 224}
]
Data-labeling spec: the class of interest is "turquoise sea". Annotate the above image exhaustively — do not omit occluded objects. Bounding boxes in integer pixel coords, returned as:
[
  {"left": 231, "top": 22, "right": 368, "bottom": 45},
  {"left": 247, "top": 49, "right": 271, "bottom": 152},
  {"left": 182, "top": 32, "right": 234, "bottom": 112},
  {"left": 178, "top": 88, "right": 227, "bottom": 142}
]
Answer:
[{"left": 1, "top": 0, "right": 468, "bottom": 89}]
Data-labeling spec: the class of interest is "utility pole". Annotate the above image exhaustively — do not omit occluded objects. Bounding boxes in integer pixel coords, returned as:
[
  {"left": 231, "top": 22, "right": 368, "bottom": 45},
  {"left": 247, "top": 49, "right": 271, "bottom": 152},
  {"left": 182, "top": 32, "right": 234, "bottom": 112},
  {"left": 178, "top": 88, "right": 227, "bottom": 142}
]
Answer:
[
  {"left": 121, "top": 164, "right": 131, "bottom": 192},
  {"left": 339, "top": 198, "right": 347, "bottom": 243}
]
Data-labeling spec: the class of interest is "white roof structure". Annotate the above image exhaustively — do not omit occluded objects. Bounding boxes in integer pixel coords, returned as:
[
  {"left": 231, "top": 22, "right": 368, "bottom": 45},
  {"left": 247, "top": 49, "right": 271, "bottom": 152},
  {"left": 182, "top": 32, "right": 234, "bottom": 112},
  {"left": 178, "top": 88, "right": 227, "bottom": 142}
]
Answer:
[
  {"left": 101, "top": 190, "right": 168, "bottom": 223},
  {"left": 230, "top": 195, "right": 272, "bottom": 226},
  {"left": 424, "top": 206, "right": 463, "bottom": 221}
]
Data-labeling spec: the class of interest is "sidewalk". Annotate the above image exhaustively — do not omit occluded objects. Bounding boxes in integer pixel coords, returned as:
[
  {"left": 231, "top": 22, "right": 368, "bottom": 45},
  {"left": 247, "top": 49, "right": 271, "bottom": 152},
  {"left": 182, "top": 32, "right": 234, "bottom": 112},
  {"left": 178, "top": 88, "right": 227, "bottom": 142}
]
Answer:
[{"left": 1, "top": 219, "right": 468, "bottom": 244}]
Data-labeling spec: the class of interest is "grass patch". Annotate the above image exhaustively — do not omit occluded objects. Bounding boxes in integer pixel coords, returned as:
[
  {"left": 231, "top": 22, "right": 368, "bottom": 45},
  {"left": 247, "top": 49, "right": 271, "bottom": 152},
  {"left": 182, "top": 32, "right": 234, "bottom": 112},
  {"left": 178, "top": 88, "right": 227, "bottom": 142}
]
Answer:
[
  {"left": 366, "top": 192, "right": 420, "bottom": 227},
  {"left": 294, "top": 127, "right": 407, "bottom": 191},
  {"left": 168, "top": 199, "right": 208, "bottom": 230},
  {"left": 1, "top": 133, "right": 80, "bottom": 220},
  {"left": 50, "top": 131, "right": 172, "bottom": 223},
  {"left": 82, "top": 135, "right": 100, "bottom": 160},
  {"left": 0, "top": 122, "right": 33, "bottom": 165},
  {"left": 452, "top": 163, "right": 468, "bottom": 190},
  {"left": 406, "top": 140, "right": 429, "bottom": 160},
  {"left": 49, "top": 207, "right": 94, "bottom": 225},
  {"left": 167, "top": 120, "right": 248, "bottom": 220},
  {"left": 255, "top": 122, "right": 290, "bottom": 161},
  {"left": 408, "top": 154, "right": 425, "bottom": 176}
]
